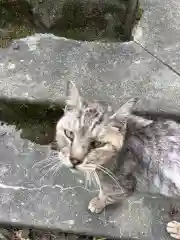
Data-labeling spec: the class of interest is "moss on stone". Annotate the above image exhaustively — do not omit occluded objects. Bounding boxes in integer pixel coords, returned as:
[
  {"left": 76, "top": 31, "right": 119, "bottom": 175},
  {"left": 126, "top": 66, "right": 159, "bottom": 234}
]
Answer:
[
  {"left": 0, "top": 0, "right": 143, "bottom": 45},
  {"left": 0, "top": 0, "right": 36, "bottom": 48},
  {"left": 136, "top": 6, "right": 144, "bottom": 21}
]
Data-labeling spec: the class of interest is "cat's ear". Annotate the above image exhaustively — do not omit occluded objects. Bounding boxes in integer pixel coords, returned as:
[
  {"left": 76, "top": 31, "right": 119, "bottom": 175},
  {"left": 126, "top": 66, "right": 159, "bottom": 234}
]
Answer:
[
  {"left": 110, "top": 98, "right": 138, "bottom": 121},
  {"left": 108, "top": 98, "right": 138, "bottom": 130},
  {"left": 66, "top": 81, "right": 83, "bottom": 109}
]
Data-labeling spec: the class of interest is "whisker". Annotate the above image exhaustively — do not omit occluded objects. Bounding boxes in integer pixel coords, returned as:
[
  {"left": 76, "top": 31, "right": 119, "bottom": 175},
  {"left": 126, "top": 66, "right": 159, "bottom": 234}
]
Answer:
[
  {"left": 34, "top": 152, "right": 62, "bottom": 173},
  {"left": 39, "top": 163, "right": 59, "bottom": 181},
  {"left": 32, "top": 158, "right": 50, "bottom": 168},
  {"left": 50, "top": 163, "right": 60, "bottom": 175},
  {"left": 52, "top": 163, "right": 63, "bottom": 176},
  {"left": 91, "top": 172, "right": 98, "bottom": 189},
  {"left": 39, "top": 170, "right": 51, "bottom": 182},
  {"left": 40, "top": 160, "right": 58, "bottom": 171},
  {"left": 98, "top": 165, "right": 120, "bottom": 184},
  {"left": 85, "top": 172, "right": 91, "bottom": 188},
  {"left": 32, "top": 149, "right": 56, "bottom": 168},
  {"left": 92, "top": 171, "right": 102, "bottom": 191},
  {"left": 84, "top": 172, "right": 88, "bottom": 189},
  {"left": 33, "top": 154, "right": 58, "bottom": 168},
  {"left": 80, "top": 163, "right": 96, "bottom": 172},
  {"left": 89, "top": 172, "right": 93, "bottom": 187},
  {"left": 84, "top": 170, "right": 98, "bottom": 191},
  {"left": 97, "top": 164, "right": 115, "bottom": 175},
  {"left": 97, "top": 165, "right": 122, "bottom": 191},
  {"left": 77, "top": 164, "right": 99, "bottom": 190},
  {"left": 84, "top": 172, "right": 90, "bottom": 191}
]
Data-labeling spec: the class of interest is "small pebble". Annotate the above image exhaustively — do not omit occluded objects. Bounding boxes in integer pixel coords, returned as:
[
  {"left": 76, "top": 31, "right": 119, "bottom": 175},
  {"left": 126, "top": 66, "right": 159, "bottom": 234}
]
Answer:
[
  {"left": 7, "top": 62, "right": 15, "bottom": 70},
  {"left": 78, "top": 179, "right": 83, "bottom": 184},
  {"left": 0, "top": 130, "right": 6, "bottom": 136},
  {"left": 13, "top": 44, "right": 20, "bottom": 50},
  {"left": 85, "top": 218, "right": 92, "bottom": 223}
]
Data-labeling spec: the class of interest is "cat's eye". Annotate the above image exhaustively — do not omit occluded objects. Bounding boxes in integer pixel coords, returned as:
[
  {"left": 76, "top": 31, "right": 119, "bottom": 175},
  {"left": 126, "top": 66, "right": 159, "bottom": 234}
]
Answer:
[
  {"left": 64, "top": 129, "right": 74, "bottom": 140},
  {"left": 91, "top": 140, "right": 106, "bottom": 149}
]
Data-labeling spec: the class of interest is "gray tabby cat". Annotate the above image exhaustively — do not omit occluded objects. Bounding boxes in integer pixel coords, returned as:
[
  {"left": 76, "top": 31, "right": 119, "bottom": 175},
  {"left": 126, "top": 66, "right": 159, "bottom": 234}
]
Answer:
[{"left": 56, "top": 81, "right": 180, "bottom": 239}]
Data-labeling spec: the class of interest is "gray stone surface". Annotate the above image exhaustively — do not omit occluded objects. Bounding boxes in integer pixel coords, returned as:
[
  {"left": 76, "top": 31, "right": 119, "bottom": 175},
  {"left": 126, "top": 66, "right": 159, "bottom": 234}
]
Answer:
[
  {"left": 0, "top": 122, "right": 179, "bottom": 240},
  {"left": 134, "top": 0, "right": 180, "bottom": 74},
  {"left": 0, "top": 33, "right": 180, "bottom": 239},
  {"left": 1, "top": 34, "right": 180, "bottom": 116},
  {"left": 1, "top": 0, "right": 180, "bottom": 237}
]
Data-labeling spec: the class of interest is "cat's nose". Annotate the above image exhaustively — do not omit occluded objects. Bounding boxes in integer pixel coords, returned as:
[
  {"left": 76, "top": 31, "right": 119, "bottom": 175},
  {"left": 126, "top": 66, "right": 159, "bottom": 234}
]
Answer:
[{"left": 70, "top": 156, "right": 81, "bottom": 166}]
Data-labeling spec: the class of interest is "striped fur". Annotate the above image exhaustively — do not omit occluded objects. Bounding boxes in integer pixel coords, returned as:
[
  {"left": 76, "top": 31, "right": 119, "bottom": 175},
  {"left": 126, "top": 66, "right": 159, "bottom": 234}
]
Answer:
[{"left": 56, "top": 81, "right": 180, "bottom": 240}]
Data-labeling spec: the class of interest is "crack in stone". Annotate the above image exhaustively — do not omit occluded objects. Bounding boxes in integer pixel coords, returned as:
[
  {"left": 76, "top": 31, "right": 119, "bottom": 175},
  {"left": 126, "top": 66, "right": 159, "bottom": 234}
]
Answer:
[
  {"left": 0, "top": 183, "right": 77, "bottom": 191},
  {"left": 134, "top": 40, "right": 180, "bottom": 77},
  {"left": 0, "top": 183, "right": 97, "bottom": 193}
]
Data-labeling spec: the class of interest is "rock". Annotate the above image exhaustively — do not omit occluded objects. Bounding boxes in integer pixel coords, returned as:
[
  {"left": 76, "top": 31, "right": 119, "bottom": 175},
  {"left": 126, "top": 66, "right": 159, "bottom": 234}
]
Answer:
[
  {"left": 0, "top": 0, "right": 180, "bottom": 239},
  {"left": 134, "top": 0, "right": 180, "bottom": 74},
  {"left": 0, "top": 228, "right": 92, "bottom": 240},
  {"left": 0, "top": 33, "right": 180, "bottom": 240},
  {"left": 0, "top": 0, "right": 36, "bottom": 48},
  {"left": 1, "top": 33, "right": 180, "bottom": 117},
  {"left": 28, "top": 0, "right": 139, "bottom": 41},
  {"left": 0, "top": 0, "right": 140, "bottom": 42}
]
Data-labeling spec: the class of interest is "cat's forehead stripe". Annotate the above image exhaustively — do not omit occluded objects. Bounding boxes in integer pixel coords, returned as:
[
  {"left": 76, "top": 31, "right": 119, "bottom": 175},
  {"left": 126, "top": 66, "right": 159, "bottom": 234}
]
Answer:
[{"left": 81, "top": 106, "right": 104, "bottom": 131}]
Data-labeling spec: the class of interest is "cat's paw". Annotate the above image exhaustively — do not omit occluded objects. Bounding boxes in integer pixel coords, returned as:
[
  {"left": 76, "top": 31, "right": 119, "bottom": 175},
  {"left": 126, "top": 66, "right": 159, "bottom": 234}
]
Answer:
[
  {"left": 166, "top": 221, "right": 180, "bottom": 239},
  {"left": 88, "top": 196, "right": 106, "bottom": 213}
]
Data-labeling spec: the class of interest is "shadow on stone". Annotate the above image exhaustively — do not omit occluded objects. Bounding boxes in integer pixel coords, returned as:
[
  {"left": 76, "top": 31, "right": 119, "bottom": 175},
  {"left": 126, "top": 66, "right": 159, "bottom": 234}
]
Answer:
[
  {"left": 37, "top": 0, "right": 142, "bottom": 42},
  {"left": 49, "top": 0, "right": 126, "bottom": 41},
  {"left": 0, "top": 98, "right": 64, "bottom": 147},
  {"left": 0, "top": 0, "right": 143, "bottom": 45},
  {"left": 0, "top": 0, "right": 37, "bottom": 48}
]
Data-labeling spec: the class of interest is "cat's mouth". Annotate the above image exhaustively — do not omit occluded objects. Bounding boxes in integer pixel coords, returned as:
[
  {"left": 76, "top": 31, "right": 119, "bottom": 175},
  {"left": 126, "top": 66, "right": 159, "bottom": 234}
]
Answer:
[
  {"left": 59, "top": 150, "right": 97, "bottom": 173},
  {"left": 68, "top": 162, "right": 97, "bottom": 179}
]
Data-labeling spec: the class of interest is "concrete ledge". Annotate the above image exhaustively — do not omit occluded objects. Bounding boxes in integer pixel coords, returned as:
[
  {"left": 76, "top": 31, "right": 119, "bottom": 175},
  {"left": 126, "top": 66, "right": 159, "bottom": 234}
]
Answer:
[
  {"left": 0, "top": 123, "right": 179, "bottom": 240},
  {"left": 0, "top": 33, "right": 180, "bottom": 239},
  {"left": 134, "top": 0, "right": 180, "bottom": 74},
  {"left": 1, "top": 0, "right": 180, "bottom": 237},
  {"left": 1, "top": 34, "right": 180, "bottom": 115}
]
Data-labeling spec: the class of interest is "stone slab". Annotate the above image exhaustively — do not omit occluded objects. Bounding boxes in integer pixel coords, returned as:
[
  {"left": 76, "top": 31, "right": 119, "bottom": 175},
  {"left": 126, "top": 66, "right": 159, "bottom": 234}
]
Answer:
[
  {"left": 0, "top": 34, "right": 180, "bottom": 239},
  {"left": 1, "top": 34, "right": 180, "bottom": 117},
  {"left": 134, "top": 0, "right": 180, "bottom": 74},
  {"left": 0, "top": 122, "right": 180, "bottom": 240}
]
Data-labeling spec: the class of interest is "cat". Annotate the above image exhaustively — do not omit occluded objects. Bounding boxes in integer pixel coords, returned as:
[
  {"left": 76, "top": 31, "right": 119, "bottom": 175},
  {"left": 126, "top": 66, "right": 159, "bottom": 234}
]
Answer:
[{"left": 56, "top": 81, "right": 180, "bottom": 239}]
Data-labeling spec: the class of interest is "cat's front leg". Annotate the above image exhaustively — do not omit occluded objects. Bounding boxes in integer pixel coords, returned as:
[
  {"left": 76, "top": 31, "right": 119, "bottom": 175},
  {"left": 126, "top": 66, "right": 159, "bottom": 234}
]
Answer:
[
  {"left": 88, "top": 192, "right": 107, "bottom": 214},
  {"left": 166, "top": 221, "right": 180, "bottom": 239},
  {"left": 88, "top": 184, "right": 131, "bottom": 214}
]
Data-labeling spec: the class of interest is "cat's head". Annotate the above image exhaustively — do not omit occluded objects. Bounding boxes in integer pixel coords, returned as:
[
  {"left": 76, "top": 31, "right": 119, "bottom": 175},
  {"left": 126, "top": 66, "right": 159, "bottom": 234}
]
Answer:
[{"left": 56, "top": 81, "right": 138, "bottom": 172}]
